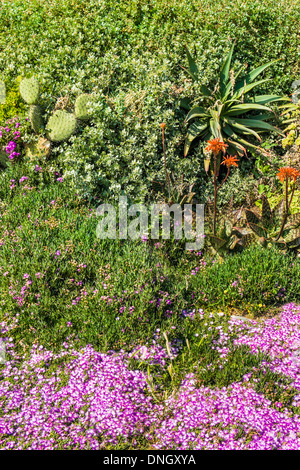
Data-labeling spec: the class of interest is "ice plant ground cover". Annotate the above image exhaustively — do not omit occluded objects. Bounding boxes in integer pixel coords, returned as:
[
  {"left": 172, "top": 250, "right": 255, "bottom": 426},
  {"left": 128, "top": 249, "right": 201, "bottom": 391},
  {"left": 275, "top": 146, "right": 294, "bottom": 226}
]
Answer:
[{"left": 1, "top": 303, "right": 300, "bottom": 449}]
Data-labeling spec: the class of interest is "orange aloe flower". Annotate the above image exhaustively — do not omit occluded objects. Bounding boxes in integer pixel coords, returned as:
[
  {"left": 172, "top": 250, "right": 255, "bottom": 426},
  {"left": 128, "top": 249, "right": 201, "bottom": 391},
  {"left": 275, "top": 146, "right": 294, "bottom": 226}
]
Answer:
[
  {"left": 205, "top": 138, "right": 228, "bottom": 156},
  {"left": 160, "top": 123, "right": 166, "bottom": 130},
  {"left": 221, "top": 155, "right": 239, "bottom": 168},
  {"left": 277, "top": 167, "right": 300, "bottom": 182}
]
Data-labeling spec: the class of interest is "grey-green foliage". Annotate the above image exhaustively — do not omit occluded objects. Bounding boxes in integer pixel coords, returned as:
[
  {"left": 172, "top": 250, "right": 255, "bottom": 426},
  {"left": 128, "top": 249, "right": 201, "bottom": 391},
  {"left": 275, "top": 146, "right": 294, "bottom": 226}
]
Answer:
[
  {"left": 46, "top": 110, "right": 77, "bottom": 142},
  {"left": 29, "top": 105, "right": 44, "bottom": 134},
  {"left": 19, "top": 77, "right": 39, "bottom": 105}
]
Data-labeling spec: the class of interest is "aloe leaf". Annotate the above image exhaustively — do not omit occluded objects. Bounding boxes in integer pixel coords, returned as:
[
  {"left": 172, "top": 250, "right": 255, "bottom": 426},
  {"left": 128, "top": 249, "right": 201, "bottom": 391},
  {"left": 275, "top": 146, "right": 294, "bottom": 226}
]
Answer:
[
  {"left": 273, "top": 198, "right": 285, "bottom": 225},
  {"left": 225, "top": 118, "right": 262, "bottom": 141},
  {"left": 232, "top": 78, "right": 271, "bottom": 100},
  {"left": 185, "top": 106, "right": 209, "bottom": 123},
  {"left": 207, "top": 234, "right": 227, "bottom": 250},
  {"left": 222, "top": 123, "right": 238, "bottom": 139},
  {"left": 261, "top": 194, "right": 273, "bottom": 226},
  {"left": 226, "top": 103, "right": 272, "bottom": 116},
  {"left": 184, "top": 121, "right": 209, "bottom": 156},
  {"left": 252, "top": 94, "right": 290, "bottom": 105},
  {"left": 209, "top": 116, "right": 221, "bottom": 139},
  {"left": 285, "top": 213, "right": 300, "bottom": 230},
  {"left": 220, "top": 42, "right": 235, "bottom": 95},
  {"left": 226, "top": 138, "right": 247, "bottom": 155},
  {"left": 232, "top": 118, "right": 284, "bottom": 136},
  {"left": 285, "top": 229, "right": 300, "bottom": 248},
  {"left": 248, "top": 222, "right": 268, "bottom": 238},
  {"left": 185, "top": 46, "right": 199, "bottom": 81},
  {"left": 179, "top": 97, "right": 191, "bottom": 111},
  {"left": 235, "top": 60, "right": 280, "bottom": 90},
  {"left": 240, "top": 233, "right": 257, "bottom": 247},
  {"left": 223, "top": 64, "right": 245, "bottom": 100}
]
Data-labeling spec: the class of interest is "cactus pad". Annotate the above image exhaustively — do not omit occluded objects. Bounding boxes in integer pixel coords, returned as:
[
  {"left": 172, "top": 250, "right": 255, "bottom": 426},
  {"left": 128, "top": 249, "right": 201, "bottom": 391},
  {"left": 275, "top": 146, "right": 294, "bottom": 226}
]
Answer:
[
  {"left": 46, "top": 110, "right": 77, "bottom": 142},
  {"left": 29, "top": 105, "right": 44, "bottom": 134},
  {"left": 19, "top": 77, "right": 40, "bottom": 105},
  {"left": 74, "top": 94, "right": 95, "bottom": 121}
]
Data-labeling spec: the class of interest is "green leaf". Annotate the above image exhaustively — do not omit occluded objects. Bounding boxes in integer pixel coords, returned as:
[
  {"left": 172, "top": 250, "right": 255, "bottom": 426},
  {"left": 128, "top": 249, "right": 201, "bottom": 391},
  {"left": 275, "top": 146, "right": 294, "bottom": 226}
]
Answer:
[
  {"left": 225, "top": 118, "right": 261, "bottom": 141},
  {"left": 220, "top": 42, "right": 235, "bottom": 95},
  {"left": 273, "top": 198, "right": 285, "bottom": 225},
  {"left": 240, "top": 233, "right": 257, "bottom": 247},
  {"left": 231, "top": 117, "right": 284, "bottom": 135},
  {"left": 232, "top": 78, "right": 271, "bottom": 100},
  {"left": 185, "top": 106, "right": 208, "bottom": 123},
  {"left": 252, "top": 95, "right": 290, "bottom": 105},
  {"left": 245, "top": 209, "right": 261, "bottom": 225},
  {"left": 285, "top": 229, "right": 300, "bottom": 248},
  {"left": 285, "top": 213, "right": 300, "bottom": 230},
  {"left": 226, "top": 103, "right": 272, "bottom": 116},
  {"left": 235, "top": 60, "right": 280, "bottom": 91},
  {"left": 179, "top": 97, "right": 191, "bottom": 111},
  {"left": 261, "top": 194, "right": 273, "bottom": 226},
  {"left": 248, "top": 222, "right": 268, "bottom": 238},
  {"left": 207, "top": 234, "right": 227, "bottom": 250}
]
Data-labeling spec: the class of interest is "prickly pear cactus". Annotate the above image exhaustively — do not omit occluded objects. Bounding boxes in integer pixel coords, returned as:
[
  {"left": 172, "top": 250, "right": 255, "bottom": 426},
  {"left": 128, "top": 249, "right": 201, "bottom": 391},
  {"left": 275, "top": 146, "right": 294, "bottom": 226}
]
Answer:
[
  {"left": 29, "top": 105, "right": 44, "bottom": 134},
  {"left": 19, "top": 77, "right": 40, "bottom": 105},
  {"left": 74, "top": 94, "right": 95, "bottom": 121},
  {"left": 46, "top": 110, "right": 77, "bottom": 142}
]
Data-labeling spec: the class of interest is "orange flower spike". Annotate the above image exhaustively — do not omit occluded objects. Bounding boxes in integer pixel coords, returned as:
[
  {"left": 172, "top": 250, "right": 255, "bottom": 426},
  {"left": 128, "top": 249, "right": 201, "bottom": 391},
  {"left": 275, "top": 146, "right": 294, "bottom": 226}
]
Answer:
[
  {"left": 160, "top": 123, "right": 166, "bottom": 130},
  {"left": 205, "top": 138, "right": 228, "bottom": 156},
  {"left": 221, "top": 155, "right": 239, "bottom": 168},
  {"left": 277, "top": 167, "right": 300, "bottom": 182}
]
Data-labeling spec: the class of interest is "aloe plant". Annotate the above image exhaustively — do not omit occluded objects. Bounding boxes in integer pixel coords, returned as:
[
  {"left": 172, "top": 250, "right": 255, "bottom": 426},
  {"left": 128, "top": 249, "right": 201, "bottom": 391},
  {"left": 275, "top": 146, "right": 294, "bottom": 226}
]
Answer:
[{"left": 181, "top": 43, "right": 289, "bottom": 159}]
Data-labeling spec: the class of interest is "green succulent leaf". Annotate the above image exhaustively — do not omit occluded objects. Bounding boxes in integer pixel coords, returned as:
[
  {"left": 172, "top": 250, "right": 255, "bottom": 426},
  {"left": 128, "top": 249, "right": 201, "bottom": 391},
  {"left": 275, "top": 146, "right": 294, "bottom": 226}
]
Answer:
[
  {"left": 232, "top": 79, "right": 271, "bottom": 100},
  {"left": 226, "top": 103, "right": 272, "bottom": 116},
  {"left": 261, "top": 194, "right": 273, "bottom": 227},
  {"left": 252, "top": 94, "right": 291, "bottom": 105},
  {"left": 185, "top": 106, "right": 208, "bottom": 123},
  {"left": 225, "top": 118, "right": 262, "bottom": 141},
  {"left": 234, "top": 60, "right": 280, "bottom": 92},
  {"left": 185, "top": 46, "right": 199, "bottom": 81},
  {"left": 207, "top": 234, "right": 227, "bottom": 250},
  {"left": 220, "top": 42, "right": 235, "bottom": 95},
  {"left": 285, "top": 213, "right": 300, "bottom": 230},
  {"left": 240, "top": 233, "right": 257, "bottom": 247}
]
